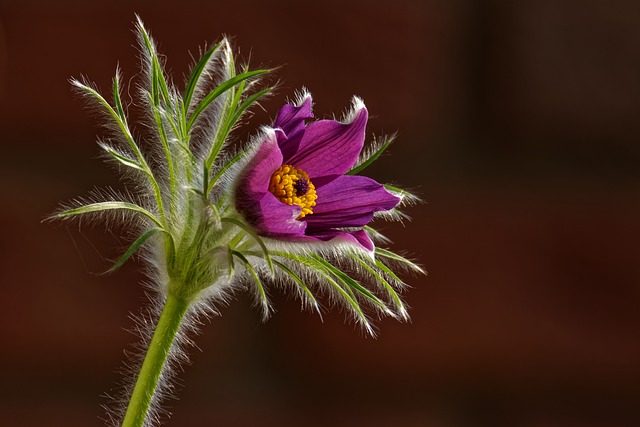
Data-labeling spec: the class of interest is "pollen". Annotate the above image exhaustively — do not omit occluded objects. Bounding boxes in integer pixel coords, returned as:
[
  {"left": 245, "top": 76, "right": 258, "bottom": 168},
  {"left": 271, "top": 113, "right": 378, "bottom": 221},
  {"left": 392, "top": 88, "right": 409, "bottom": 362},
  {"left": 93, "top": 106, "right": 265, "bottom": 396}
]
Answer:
[{"left": 269, "top": 164, "right": 318, "bottom": 219}]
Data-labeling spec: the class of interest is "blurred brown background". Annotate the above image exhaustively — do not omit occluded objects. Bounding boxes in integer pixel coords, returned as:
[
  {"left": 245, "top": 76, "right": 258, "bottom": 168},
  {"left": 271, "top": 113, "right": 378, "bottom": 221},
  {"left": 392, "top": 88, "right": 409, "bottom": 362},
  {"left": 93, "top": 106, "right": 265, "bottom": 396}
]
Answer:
[{"left": 1, "top": 1, "right": 640, "bottom": 426}]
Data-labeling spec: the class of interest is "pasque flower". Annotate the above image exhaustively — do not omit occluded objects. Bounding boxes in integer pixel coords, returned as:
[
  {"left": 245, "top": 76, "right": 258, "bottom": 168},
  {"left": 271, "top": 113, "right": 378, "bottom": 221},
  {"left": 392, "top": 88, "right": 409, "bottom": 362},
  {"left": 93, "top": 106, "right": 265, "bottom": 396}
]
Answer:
[
  {"left": 235, "top": 94, "right": 401, "bottom": 251},
  {"left": 51, "top": 16, "right": 422, "bottom": 427}
]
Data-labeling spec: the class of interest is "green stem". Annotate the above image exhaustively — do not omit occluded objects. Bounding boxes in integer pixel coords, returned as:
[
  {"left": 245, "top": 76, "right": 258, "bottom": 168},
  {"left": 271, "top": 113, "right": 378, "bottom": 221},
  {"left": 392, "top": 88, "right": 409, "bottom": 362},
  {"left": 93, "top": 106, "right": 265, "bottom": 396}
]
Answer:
[{"left": 122, "top": 292, "right": 190, "bottom": 427}]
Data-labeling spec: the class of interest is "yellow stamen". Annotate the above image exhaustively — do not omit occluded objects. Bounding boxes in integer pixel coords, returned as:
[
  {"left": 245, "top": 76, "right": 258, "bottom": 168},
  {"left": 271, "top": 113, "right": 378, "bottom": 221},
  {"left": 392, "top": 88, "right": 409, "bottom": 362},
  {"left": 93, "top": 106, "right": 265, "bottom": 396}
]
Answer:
[{"left": 269, "top": 164, "right": 317, "bottom": 219}]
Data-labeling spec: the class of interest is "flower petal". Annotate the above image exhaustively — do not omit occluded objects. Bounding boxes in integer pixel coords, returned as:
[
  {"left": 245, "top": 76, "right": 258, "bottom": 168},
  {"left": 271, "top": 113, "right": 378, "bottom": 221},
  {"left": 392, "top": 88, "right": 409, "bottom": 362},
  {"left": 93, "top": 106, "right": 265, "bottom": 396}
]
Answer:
[
  {"left": 274, "top": 95, "right": 313, "bottom": 160},
  {"left": 287, "top": 103, "right": 368, "bottom": 177},
  {"left": 253, "top": 193, "right": 306, "bottom": 236},
  {"left": 274, "top": 94, "right": 313, "bottom": 137},
  {"left": 305, "top": 175, "right": 400, "bottom": 229},
  {"left": 239, "top": 129, "right": 283, "bottom": 195},
  {"left": 235, "top": 130, "right": 305, "bottom": 236}
]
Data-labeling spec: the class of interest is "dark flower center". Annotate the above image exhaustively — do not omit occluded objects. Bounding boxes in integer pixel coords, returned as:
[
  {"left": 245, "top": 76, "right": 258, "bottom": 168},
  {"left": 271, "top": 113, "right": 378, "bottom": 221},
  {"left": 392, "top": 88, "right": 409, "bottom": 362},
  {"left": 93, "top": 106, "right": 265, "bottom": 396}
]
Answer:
[{"left": 293, "top": 178, "right": 309, "bottom": 196}]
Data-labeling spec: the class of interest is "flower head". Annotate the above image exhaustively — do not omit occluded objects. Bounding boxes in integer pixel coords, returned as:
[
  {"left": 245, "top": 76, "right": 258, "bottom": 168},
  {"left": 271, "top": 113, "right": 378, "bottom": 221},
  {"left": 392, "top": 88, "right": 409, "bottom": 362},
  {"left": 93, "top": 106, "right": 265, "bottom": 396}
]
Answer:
[{"left": 235, "top": 94, "right": 401, "bottom": 251}]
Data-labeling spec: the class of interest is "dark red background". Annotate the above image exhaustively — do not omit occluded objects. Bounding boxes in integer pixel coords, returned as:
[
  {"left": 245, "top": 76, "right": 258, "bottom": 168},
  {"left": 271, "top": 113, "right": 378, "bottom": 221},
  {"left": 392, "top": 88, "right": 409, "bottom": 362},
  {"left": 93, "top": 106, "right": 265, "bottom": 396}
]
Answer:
[{"left": 2, "top": 1, "right": 640, "bottom": 426}]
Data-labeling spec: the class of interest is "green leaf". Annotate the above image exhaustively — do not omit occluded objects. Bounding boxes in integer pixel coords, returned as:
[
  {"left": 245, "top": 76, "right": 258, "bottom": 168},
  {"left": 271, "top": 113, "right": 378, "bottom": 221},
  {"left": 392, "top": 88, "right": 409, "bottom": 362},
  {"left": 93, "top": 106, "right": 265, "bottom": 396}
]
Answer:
[
  {"left": 375, "top": 248, "right": 425, "bottom": 274},
  {"left": 374, "top": 258, "right": 408, "bottom": 286},
  {"left": 112, "top": 67, "right": 126, "bottom": 121},
  {"left": 207, "top": 150, "right": 247, "bottom": 195},
  {"left": 208, "top": 86, "right": 272, "bottom": 166},
  {"left": 109, "top": 228, "right": 161, "bottom": 272},
  {"left": 148, "top": 99, "right": 178, "bottom": 217},
  {"left": 72, "top": 79, "right": 166, "bottom": 225},
  {"left": 353, "top": 256, "right": 408, "bottom": 320},
  {"left": 208, "top": 201, "right": 222, "bottom": 230},
  {"left": 311, "top": 255, "right": 390, "bottom": 313},
  {"left": 273, "top": 260, "right": 320, "bottom": 314},
  {"left": 221, "top": 217, "right": 274, "bottom": 276},
  {"left": 202, "top": 67, "right": 259, "bottom": 172},
  {"left": 231, "top": 250, "right": 269, "bottom": 316},
  {"left": 363, "top": 225, "right": 392, "bottom": 245},
  {"left": 72, "top": 80, "right": 146, "bottom": 163},
  {"left": 183, "top": 42, "right": 223, "bottom": 111},
  {"left": 209, "top": 75, "right": 247, "bottom": 151},
  {"left": 347, "top": 134, "right": 395, "bottom": 175},
  {"left": 100, "top": 144, "right": 145, "bottom": 172},
  {"left": 73, "top": 79, "right": 124, "bottom": 126},
  {"left": 273, "top": 252, "right": 372, "bottom": 333},
  {"left": 187, "top": 69, "right": 269, "bottom": 130},
  {"left": 226, "top": 245, "right": 235, "bottom": 279},
  {"left": 57, "top": 202, "right": 164, "bottom": 228},
  {"left": 228, "top": 87, "right": 273, "bottom": 127},
  {"left": 136, "top": 17, "right": 170, "bottom": 107}
]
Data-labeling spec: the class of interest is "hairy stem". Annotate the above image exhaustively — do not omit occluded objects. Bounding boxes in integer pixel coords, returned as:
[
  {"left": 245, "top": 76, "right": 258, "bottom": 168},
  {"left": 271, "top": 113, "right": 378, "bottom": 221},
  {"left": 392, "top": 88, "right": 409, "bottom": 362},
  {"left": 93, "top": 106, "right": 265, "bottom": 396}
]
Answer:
[{"left": 122, "top": 292, "right": 190, "bottom": 427}]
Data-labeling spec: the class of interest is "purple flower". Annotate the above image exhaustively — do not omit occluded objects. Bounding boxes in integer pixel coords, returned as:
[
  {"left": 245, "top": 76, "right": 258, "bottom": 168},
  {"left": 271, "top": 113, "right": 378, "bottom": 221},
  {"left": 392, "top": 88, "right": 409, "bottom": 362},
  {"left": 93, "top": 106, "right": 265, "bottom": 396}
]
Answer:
[{"left": 235, "top": 94, "right": 400, "bottom": 251}]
